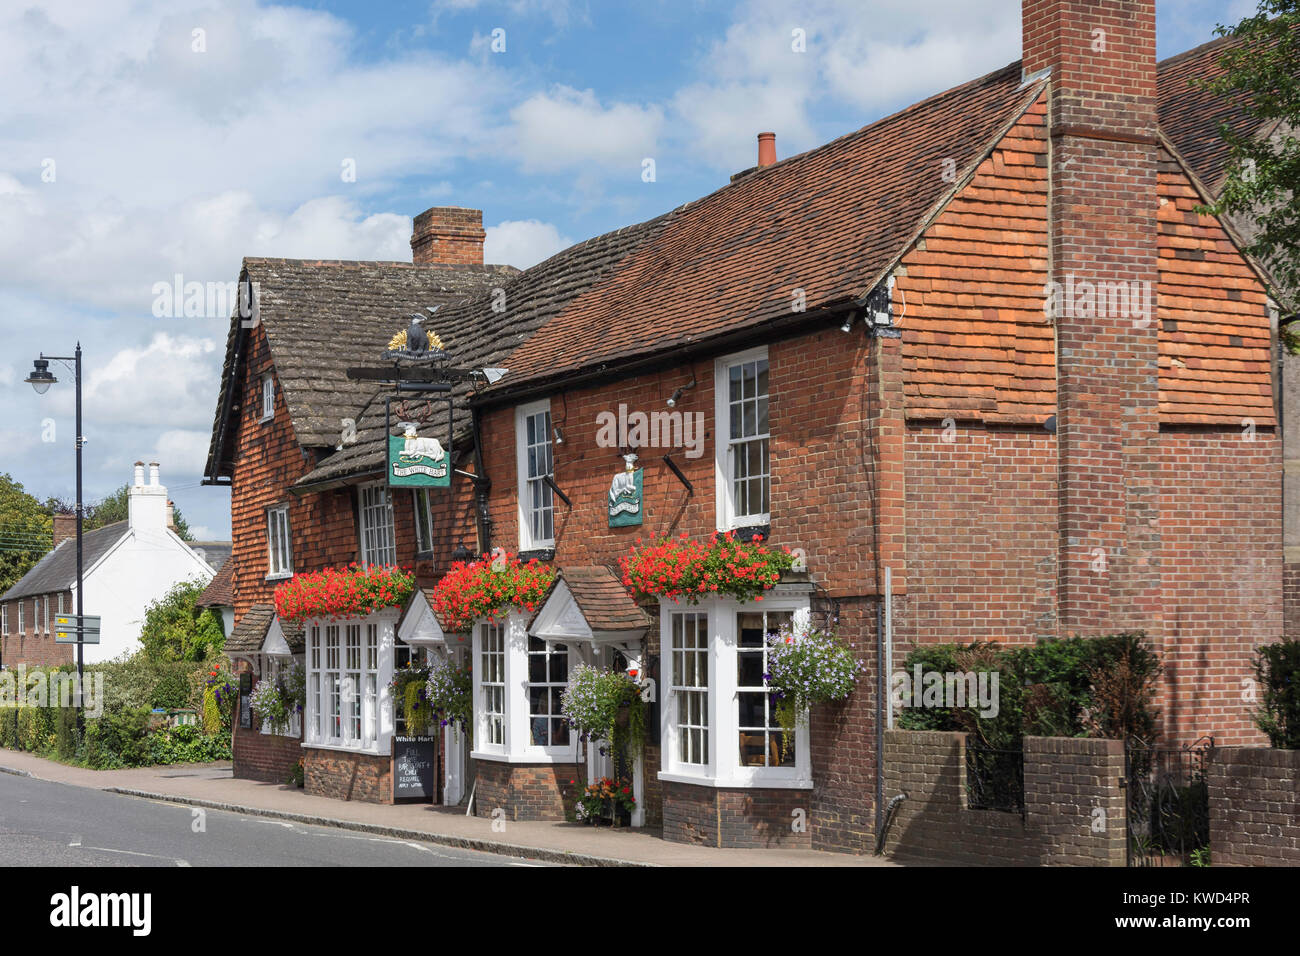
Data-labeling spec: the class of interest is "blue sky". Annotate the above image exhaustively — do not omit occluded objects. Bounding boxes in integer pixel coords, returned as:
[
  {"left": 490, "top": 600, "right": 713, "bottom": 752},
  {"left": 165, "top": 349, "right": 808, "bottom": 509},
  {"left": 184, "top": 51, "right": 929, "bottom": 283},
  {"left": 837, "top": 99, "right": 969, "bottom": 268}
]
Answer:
[{"left": 0, "top": 0, "right": 1258, "bottom": 540}]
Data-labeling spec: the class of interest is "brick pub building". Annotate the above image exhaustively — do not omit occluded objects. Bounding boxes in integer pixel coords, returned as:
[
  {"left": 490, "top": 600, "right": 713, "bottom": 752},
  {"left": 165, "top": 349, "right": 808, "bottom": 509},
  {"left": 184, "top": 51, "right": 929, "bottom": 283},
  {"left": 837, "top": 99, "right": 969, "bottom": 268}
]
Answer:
[{"left": 205, "top": 0, "right": 1284, "bottom": 851}]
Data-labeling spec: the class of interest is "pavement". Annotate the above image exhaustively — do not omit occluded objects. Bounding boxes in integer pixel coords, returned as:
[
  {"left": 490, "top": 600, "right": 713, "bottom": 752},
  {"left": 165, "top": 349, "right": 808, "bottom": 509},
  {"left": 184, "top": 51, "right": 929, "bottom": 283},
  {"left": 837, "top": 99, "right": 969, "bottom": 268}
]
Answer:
[{"left": 0, "top": 748, "right": 895, "bottom": 867}]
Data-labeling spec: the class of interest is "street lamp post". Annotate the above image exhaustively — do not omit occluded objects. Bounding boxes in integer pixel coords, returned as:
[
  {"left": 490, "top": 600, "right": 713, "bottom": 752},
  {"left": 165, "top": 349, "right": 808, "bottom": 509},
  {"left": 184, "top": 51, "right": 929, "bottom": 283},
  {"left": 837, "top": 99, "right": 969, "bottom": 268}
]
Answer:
[{"left": 25, "top": 344, "right": 85, "bottom": 734}]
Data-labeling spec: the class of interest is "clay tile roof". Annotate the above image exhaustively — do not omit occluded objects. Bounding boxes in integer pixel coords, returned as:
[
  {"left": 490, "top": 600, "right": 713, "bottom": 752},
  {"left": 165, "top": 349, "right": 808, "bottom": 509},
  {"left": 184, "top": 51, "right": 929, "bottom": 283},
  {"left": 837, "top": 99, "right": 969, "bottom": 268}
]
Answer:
[
  {"left": 225, "top": 603, "right": 273, "bottom": 653},
  {"left": 557, "top": 565, "right": 651, "bottom": 634},
  {"left": 196, "top": 559, "right": 235, "bottom": 608},
  {"left": 488, "top": 62, "right": 1045, "bottom": 395},
  {"left": 292, "top": 217, "right": 667, "bottom": 490},
  {"left": 204, "top": 259, "right": 519, "bottom": 482},
  {"left": 0, "top": 522, "right": 128, "bottom": 601},
  {"left": 1157, "top": 30, "right": 1283, "bottom": 195}
]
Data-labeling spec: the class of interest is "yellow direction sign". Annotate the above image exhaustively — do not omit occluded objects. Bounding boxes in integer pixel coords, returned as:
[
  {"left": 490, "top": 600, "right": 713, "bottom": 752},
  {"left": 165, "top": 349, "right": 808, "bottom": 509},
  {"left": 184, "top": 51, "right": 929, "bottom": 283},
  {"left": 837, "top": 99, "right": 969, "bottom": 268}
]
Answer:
[{"left": 54, "top": 614, "right": 101, "bottom": 645}]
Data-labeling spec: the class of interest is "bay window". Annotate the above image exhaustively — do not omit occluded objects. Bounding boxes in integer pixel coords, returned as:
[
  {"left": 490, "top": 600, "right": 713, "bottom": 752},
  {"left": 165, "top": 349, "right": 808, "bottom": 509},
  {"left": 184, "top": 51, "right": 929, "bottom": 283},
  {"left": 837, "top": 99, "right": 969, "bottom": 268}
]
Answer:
[
  {"left": 471, "top": 612, "right": 577, "bottom": 762},
  {"left": 714, "top": 347, "right": 770, "bottom": 530},
  {"left": 660, "top": 596, "right": 811, "bottom": 788},
  {"left": 358, "top": 483, "right": 396, "bottom": 567},
  {"left": 304, "top": 611, "right": 395, "bottom": 755},
  {"left": 515, "top": 400, "right": 554, "bottom": 550}
]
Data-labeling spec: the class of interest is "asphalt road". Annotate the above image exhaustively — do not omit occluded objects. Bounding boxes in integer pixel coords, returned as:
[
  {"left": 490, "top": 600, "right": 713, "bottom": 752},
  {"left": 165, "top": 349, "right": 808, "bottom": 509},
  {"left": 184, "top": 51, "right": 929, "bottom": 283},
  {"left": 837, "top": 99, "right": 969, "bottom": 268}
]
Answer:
[{"left": 0, "top": 772, "right": 543, "bottom": 867}]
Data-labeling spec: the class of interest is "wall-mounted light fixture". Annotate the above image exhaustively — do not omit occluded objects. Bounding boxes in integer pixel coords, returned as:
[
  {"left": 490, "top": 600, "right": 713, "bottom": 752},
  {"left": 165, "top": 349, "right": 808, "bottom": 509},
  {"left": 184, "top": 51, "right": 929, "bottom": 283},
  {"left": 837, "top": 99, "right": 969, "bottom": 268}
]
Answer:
[
  {"left": 666, "top": 375, "right": 696, "bottom": 408},
  {"left": 840, "top": 312, "right": 856, "bottom": 333},
  {"left": 553, "top": 425, "right": 565, "bottom": 445}
]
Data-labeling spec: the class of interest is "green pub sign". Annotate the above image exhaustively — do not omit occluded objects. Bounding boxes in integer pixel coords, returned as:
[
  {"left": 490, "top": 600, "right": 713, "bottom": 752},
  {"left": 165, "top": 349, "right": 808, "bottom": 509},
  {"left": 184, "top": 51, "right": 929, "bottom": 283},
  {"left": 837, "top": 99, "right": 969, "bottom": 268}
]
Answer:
[{"left": 388, "top": 422, "right": 450, "bottom": 488}]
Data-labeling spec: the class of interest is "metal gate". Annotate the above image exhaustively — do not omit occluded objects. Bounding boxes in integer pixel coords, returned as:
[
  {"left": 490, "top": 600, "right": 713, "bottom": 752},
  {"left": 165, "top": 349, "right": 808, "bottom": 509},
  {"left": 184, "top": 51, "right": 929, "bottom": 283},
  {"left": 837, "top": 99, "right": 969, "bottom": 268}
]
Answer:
[{"left": 1124, "top": 735, "right": 1213, "bottom": 867}]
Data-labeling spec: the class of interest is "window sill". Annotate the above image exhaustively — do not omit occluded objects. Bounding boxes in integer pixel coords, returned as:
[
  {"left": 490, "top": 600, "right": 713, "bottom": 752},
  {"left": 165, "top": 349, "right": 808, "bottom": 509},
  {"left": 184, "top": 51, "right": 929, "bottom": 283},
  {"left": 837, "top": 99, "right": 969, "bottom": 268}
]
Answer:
[
  {"left": 259, "top": 414, "right": 274, "bottom": 424},
  {"left": 658, "top": 770, "right": 813, "bottom": 790},
  {"left": 470, "top": 749, "right": 580, "bottom": 764},
  {"left": 516, "top": 547, "right": 555, "bottom": 563},
  {"left": 265, "top": 572, "right": 294, "bottom": 582},
  {"left": 303, "top": 739, "right": 384, "bottom": 757}
]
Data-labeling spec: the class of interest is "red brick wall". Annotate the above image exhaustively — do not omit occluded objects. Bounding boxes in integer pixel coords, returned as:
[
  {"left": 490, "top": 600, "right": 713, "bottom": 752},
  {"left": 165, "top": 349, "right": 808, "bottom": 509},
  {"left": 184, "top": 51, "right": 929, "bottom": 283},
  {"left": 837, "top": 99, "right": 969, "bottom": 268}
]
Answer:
[
  {"left": 0, "top": 592, "right": 74, "bottom": 668},
  {"left": 304, "top": 746, "right": 392, "bottom": 803},
  {"left": 1159, "top": 430, "right": 1279, "bottom": 746},
  {"left": 472, "top": 760, "right": 583, "bottom": 821},
  {"left": 661, "top": 780, "right": 812, "bottom": 849},
  {"left": 232, "top": 719, "right": 303, "bottom": 784}
]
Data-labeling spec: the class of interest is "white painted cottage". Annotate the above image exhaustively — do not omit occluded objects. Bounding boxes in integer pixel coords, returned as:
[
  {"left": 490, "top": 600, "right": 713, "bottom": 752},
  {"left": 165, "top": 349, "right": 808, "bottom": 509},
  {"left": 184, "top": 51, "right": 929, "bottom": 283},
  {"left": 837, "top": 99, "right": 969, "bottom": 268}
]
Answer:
[{"left": 0, "top": 462, "right": 218, "bottom": 666}]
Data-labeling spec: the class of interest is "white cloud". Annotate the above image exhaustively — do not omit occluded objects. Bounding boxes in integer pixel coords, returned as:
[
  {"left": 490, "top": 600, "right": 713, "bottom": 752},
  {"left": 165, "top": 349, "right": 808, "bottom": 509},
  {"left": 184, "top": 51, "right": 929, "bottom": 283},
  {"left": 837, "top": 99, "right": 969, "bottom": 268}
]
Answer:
[
  {"left": 511, "top": 86, "right": 664, "bottom": 174},
  {"left": 85, "top": 333, "right": 220, "bottom": 430},
  {"left": 485, "top": 219, "right": 573, "bottom": 269},
  {"left": 150, "top": 429, "right": 214, "bottom": 478}
]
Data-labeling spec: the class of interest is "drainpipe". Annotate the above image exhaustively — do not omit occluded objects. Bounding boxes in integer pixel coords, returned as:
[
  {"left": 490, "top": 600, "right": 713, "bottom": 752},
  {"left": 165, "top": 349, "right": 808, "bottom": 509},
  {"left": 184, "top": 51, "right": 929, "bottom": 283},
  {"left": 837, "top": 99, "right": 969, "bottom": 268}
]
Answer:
[
  {"left": 470, "top": 405, "right": 493, "bottom": 553},
  {"left": 875, "top": 597, "right": 885, "bottom": 838}
]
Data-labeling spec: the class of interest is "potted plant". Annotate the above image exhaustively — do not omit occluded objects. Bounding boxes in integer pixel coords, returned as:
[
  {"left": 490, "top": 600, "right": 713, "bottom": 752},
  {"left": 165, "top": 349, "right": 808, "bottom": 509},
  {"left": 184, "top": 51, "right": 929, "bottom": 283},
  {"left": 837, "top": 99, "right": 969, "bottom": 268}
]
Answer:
[
  {"left": 619, "top": 530, "right": 796, "bottom": 604},
  {"left": 764, "top": 620, "right": 865, "bottom": 755},
  {"left": 424, "top": 655, "right": 472, "bottom": 732},
  {"left": 429, "top": 553, "right": 555, "bottom": 633},
  {"left": 575, "top": 776, "right": 636, "bottom": 827},
  {"left": 274, "top": 563, "right": 416, "bottom": 622},
  {"left": 391, "top": 661, "right": 433, "bottom": 736},
  {"left": 561, "top": 664, "right": 647, "bottom": 773},
  {"left": 249, "top": 661, "right": 306, "bottom": 736}
]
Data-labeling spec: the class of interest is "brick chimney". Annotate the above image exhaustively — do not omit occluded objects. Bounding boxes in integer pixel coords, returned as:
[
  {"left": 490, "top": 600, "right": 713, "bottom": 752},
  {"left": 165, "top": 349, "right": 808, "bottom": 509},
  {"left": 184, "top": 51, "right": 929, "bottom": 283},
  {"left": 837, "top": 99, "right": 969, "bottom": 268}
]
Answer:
[
  {"left": 410, "top": 207, "right": 486, "bottom": 266},
  {"left": 52, "top": 513, "right": 76, "bottom": 548},
  {"left": 1026, "top": 0, "right": 1162, "bottom": 638}
]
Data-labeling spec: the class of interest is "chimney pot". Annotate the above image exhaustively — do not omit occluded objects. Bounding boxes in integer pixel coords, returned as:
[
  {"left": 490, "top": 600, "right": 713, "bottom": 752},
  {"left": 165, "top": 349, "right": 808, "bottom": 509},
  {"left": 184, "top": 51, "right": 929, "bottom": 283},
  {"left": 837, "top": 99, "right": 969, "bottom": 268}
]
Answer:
[
  {"left": 149, "top": 462, "right": 160, "bottom": 486},
  {"left": 410, "top": 206, "right": 486, "bottom": 266},
  {"left": 757, "top": 132, "right": 777, "bottom": 168},
  {"left": 133, "top": 462, "right": 145, "bottom": 487}
]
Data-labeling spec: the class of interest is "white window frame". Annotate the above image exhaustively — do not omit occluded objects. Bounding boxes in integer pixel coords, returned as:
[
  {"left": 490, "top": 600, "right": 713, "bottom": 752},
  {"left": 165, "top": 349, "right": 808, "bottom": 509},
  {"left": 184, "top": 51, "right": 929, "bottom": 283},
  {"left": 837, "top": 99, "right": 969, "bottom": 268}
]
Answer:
[
  {"left": 266, "top": 506, "right": 293, "bottom": 581},
  {"left": 358, "top": 482, "right": 396, "bottom": 567},
  {"left": 303, "top": 611, "right": 395, "bottom": 756},
  {"left": 412, "top": 489, "right": 435, "bottom": 556},
  {"left": 17, "top": 601, "right": 24, "bottom": 635},
  {"left": 44, "top": 595, "right": 51, "bottom": 634},
  {"left": 258, "top": 654, "right": 304, "bottom": 738},
  {"left": 260, "top": 373, "right": 275, "bottom": 422},
  {"left": 2, "top": 603, "right": 8, "bottom": 637},
  {"left": 515, "top": 399, "right": 555, "bottom": 551},
  {"left": 57, "top": 593, "right": 64, "bottom": 616},
  {"left": 658, "top": 595, "right": 812, "bottom": 789},
  {"left": 525, "top": 635, "right": 572, "bottom": 751},
  {"left": 33, "top": 596, "right": 42, "bottom": 635},
  {"left": 471, "top": 611, "right": 577, "bottom": 763},
  {"left": 714, "top": 346, "right": 771, "bottom": 531}
]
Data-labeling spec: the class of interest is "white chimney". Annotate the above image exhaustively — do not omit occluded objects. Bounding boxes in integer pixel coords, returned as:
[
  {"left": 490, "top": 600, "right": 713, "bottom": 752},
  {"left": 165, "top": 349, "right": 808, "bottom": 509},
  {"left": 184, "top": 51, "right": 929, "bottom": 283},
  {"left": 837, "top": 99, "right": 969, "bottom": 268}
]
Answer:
[{"left": 129, "top": 461, "right": 169, "bottom": 531}]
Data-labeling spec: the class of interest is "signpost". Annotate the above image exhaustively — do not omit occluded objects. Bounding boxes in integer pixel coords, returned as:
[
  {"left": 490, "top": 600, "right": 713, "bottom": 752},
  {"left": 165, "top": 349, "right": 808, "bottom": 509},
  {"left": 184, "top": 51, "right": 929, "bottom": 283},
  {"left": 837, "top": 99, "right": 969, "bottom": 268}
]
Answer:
[{"left": 53, "top": 614, "right": 101, "bottom": 645}]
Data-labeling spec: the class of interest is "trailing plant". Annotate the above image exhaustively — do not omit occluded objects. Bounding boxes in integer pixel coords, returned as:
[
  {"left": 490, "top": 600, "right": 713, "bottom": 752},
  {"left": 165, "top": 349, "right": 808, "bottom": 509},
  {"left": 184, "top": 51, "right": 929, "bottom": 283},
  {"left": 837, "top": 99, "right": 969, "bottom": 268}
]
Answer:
[
  {"left": 619, "top": 530, "right": 795, "bottom": 604},
  {"left": 288, "top": 758, "right": 305, "bottom": 788},
  {"left": 429, "top": 553, "right": 555, "bottom": 633},
  {"left": 1253, "top": 637, "right": 1300, "bottom": 748},
  {"left": 424, "top": 655, "right": 472, "bottom": 729},
  {"left": 763, "top": 621, "right": 865, "bottom": 753},
  {"left": 249, "top": 662, "right": 305, "bottom": 735},
  {"left": 274, "top": 563, "right": 416, "bottom": 622},
  {"left": 575, "top": 776, "right": 636, "bottom": 825},
  {"left": 561, "top": 664, "right": 647, "bottom": 769}
]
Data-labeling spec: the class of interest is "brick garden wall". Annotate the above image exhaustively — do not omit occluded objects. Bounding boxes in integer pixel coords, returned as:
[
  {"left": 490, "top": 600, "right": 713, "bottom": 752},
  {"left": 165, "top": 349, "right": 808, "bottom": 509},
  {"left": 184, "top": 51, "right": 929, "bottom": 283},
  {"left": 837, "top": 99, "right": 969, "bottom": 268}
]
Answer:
[
  {"left": 232, "top": 720, "right": 302, "bottom": 784},
  {"left": 881, "top": 730, "right": 1127, "bottom": 866},
  {"left": 304, "top": 746, "right": 392, "bottom": 804},
  {"left": 1209, "top": 747, "right": 1300, "bottom": 866}
]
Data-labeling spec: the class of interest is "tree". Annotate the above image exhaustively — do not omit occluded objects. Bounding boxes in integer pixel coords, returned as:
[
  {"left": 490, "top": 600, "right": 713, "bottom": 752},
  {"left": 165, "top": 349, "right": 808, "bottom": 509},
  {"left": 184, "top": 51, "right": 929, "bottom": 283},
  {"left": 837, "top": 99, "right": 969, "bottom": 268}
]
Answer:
[
  {"left": 1198, "top": 3, "right": 1300, "bottom": 302},
  {"left": 46, "top": 484, "right": 195, "bottom": 541},
  {"left": 0, "top": 475, "right": 52, "bottom": 596},
  {"left": 138, "top": 578, "right": 225, "bottom": 663}
]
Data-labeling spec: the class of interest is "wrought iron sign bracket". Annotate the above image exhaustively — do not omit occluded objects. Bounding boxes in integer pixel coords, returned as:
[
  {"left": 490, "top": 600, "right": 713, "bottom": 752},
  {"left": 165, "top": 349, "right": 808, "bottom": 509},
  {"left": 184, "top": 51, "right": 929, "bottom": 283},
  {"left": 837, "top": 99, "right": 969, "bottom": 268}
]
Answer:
[{"left": 661, "top": 454, "right": 694, "bottom": 496}]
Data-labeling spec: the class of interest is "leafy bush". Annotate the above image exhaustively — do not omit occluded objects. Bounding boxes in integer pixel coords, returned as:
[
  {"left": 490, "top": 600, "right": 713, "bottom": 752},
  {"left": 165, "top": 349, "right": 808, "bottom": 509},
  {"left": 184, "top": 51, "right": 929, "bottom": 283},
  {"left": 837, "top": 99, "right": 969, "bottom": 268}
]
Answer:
[
  {"left": 1254, "top": 638, "right": 1300, "bottom": 749},
  {"left": 145, "top": 724, "right": 232, "bottom": 765},
  {"left": 149, "top": 663, "right": 195, "bottom": 710},
  {"left": 139, "top": 578, "right": 226, "bottom": 663},
  {"left": 897, "top": 632, "right": 1162, "bottom": 745},
  {"left": 82, "top": 707, "right": 152, "bottom": 769}
]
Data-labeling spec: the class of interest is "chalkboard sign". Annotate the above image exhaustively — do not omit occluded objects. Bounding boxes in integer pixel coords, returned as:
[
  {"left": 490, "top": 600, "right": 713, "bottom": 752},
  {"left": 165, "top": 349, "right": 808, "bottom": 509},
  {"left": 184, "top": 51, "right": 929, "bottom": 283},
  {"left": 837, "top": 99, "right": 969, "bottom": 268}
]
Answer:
[
  {"left": 391, "top": 735, "right": 436, "bottom": 802},
  {"left": 238, "top": 672, "right": 253, "bottom": 730}
]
